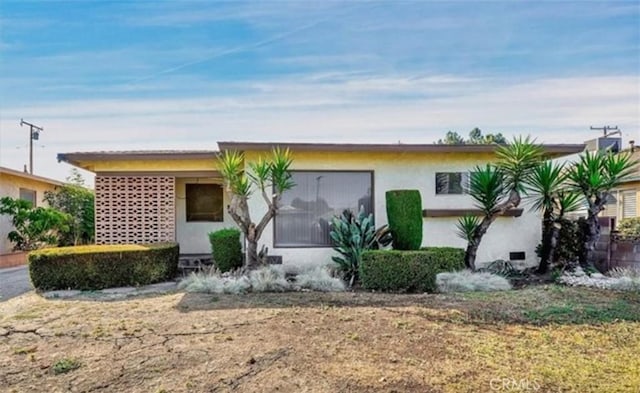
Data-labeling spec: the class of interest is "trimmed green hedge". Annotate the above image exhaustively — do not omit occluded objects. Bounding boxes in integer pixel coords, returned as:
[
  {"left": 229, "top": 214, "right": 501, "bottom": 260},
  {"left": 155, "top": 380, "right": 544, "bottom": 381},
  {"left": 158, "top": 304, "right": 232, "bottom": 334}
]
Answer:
[
  {"left": 28, "top": 243, "right": 179, "bottom": 291},
  {"left": 385, "top": 190, "right": 423, "bottom": 250},
  {"left": 209, "top": 228, "right": 243, "bottom": 272},
  {"left": 360, "top": 248, "right": 465, "bottom": 292}
]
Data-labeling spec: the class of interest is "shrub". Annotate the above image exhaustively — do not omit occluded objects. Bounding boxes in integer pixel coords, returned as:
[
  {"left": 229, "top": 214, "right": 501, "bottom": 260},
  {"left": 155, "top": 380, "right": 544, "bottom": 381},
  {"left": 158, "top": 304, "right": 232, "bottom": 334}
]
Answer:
[
  {"left": 436, "top": 270, "right": 512, "bottom": 292},
  {"left": 28, "top": 243, "right": 179, "bottom": 290},
  {"left": 0, "top": 196, "right": 70, "bottom": 251},
  {"left": 209, "top": 228, "right": 243, "bottom": 272},
  {"left": 294, "top": 267, "right": 345, "bottom": 292},
  {"left": 178, "top": 271, "right": 251, "bottom": 294},
  {"left": 360, "top": 248, "right": 464, "bottom": 292},
  {"left": 385, "top": 190, "right": 422, "bottom": 250},
  {"left": 248, "top": 266, "right": 291, "bottom": 292},
  {"left": 558, "top": 266, "right": 640, "bottom": 291},
  {"left": 535, "top": 218, "right": 584, "bottom": 266},
  {"left": 617, "top": 217, "right": 640, "bottom": 237}
]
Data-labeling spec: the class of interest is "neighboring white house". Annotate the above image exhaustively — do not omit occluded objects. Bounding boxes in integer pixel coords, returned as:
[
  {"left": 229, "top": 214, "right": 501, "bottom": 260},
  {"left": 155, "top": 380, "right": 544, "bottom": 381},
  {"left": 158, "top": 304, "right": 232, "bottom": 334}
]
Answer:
[
  {"left": 0, "top": 166, "right": 63, "bottom": 265},
  {"left": 58, "top": 141, "right": 584, "bottom": 269}
]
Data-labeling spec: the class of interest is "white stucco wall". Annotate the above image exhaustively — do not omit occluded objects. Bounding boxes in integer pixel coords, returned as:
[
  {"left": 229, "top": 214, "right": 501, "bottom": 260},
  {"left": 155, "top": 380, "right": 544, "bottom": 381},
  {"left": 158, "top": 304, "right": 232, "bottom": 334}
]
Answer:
[
  {"left": 244, "top": 150, "right": 544, "bottom": 270},
  {"left": 175, "top": 178, "right": 234, "bottom": 254}
]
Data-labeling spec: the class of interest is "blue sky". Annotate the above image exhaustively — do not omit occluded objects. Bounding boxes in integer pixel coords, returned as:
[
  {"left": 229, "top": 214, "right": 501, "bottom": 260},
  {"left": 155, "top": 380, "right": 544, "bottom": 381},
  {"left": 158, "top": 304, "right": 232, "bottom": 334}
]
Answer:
[{"left": 1, "top": 0, "right": 639, "bottom": 182}]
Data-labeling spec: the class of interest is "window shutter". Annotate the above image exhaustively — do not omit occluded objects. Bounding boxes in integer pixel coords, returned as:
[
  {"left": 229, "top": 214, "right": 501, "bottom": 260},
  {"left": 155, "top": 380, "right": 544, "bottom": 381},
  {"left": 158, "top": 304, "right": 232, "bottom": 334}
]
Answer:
[{"left": 622, "top": 191, "right": 637, "bottom": 218}]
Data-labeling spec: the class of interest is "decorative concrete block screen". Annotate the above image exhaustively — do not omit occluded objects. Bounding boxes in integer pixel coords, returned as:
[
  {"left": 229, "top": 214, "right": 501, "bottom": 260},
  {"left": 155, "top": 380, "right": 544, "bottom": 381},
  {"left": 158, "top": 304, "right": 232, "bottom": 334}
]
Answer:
[{"left": 95, "top": 176, "right": 176, "bottom": 244}]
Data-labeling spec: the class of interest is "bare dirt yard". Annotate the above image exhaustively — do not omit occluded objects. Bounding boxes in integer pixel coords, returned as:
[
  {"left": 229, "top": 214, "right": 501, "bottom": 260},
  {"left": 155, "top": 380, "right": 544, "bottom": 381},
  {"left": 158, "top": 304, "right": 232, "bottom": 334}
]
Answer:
[{"left": 1, "top": 286, "right": 639, "bottom": 393}]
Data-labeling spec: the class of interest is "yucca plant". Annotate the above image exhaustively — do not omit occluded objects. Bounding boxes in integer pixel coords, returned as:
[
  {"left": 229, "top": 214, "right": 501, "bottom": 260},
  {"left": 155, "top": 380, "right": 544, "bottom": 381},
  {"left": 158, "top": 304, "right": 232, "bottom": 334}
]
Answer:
[
  {"left": 526, "top": 161, "right": 584, "bottom": 273},
  {"left": 329, "top": 207, "right": 383, "bottom": 287},
  {"left": 567, "top": 150, "right": 637, "bottom": 268},
  {"left": 219, "top": 147, "right": 295, "bottom": 269},
  {"left": 461, "top": 137, "right": 544, "bottom": 270}
]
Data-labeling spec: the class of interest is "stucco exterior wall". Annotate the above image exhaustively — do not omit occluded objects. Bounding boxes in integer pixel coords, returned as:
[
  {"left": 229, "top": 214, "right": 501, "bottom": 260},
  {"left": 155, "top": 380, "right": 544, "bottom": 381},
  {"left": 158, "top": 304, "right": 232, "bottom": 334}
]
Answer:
[
  {"left": 244, "top": 150, "right": 543, "bottom": 270},
  {"left": 175, "top": 178, "right": 233, "bottom": 254},
  {"left": 0, "top": 172, "right": 59, "bottom": 254}
]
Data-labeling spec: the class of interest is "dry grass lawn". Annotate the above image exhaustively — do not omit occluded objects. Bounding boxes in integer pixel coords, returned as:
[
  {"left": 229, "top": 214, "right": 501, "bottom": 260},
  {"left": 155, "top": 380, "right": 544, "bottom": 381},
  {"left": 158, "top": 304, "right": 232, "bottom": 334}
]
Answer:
[{"left": 1, "top": 286, "right": 639, "bottom": 392}]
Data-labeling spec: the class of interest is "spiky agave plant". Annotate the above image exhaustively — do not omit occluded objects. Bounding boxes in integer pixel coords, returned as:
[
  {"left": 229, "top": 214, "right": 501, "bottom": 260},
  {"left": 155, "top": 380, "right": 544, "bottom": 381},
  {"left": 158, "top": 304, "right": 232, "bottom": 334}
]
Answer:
[{"left": 329, "top": 207, "right": 377, "bottom": 287}]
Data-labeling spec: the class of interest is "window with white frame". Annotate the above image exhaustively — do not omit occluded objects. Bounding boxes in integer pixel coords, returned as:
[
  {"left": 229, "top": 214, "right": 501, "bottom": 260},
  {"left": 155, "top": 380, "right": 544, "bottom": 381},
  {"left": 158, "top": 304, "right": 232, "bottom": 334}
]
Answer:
[{"left": 274, "top": 171, "right": 373, "bottom": 247}]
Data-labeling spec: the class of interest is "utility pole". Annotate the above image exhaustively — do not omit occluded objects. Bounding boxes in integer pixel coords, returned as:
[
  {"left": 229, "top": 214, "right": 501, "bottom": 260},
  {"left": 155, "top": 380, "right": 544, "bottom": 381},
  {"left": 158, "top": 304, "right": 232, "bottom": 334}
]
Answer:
[
  {"left": 590, "top": 125, "right": 620, "bottom": 138},
  {"left": 20, "top": 119, "right": 43, "bottom": 174}
]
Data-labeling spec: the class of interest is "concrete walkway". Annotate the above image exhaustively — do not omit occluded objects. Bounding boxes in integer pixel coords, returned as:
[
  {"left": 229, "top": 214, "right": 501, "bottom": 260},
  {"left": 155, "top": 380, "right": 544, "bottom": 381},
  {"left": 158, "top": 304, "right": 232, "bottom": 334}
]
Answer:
[{"left": 0, "top": 265, "right": 31, "bottom": 301}]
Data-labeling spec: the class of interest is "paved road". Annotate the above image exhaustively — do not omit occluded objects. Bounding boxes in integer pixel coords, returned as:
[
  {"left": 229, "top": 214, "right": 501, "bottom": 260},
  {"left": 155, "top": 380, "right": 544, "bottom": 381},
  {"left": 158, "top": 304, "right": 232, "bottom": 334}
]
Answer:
[{"left": 0, "top": 266, "right": 32, "bottom": 301}]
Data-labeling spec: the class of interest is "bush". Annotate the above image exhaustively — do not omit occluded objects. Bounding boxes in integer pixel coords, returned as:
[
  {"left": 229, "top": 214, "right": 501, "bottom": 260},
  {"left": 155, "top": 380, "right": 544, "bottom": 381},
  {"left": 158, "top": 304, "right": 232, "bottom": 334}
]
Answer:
[
  {"left": 360, "top": 248, "right": 464, "bottom": 292},
  {"left": 178, "top": 271, "right": 251, "bottom": 294},
  {"left": 617, "top": 217, "right": 640, "bottom": 237},
  {"left": 28, "top": 243, "right": 179, "bottom": 290},
  {"left": 436, "top": 270, "right": 512, "bottom": 292},
  {"left": 558, "top": 266, "right": 640, "bottom": 291},
  {"left": 385, "top": 190, "right": 422, "bottom": 250},
  {"left": 535, "top": 218, "right": 584, "bottom": 266},
  {"left": 209, "top": 228, "right": 243, "bottom": 272},
  {"left": 178, "top": 265, "right": 345, "bottom": 294},
  {"left": 248, "top": 266, "right": 291, "bottom": 292},
  {"left": 294, "top": 267, "right": 345, "bottom": 292}
]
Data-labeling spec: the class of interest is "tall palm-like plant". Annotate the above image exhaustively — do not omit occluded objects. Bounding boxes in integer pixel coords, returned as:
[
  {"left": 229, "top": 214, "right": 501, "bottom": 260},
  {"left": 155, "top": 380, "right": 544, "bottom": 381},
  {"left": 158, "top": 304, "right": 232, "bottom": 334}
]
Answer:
[
  {"left": 567, "top": 150, "right": 637, "bottom": 268},
  {"left": 458, "top": 137, "right": 543, "bottom": 270},
  {"left": 219, "top": 147, "right": 295, "bottom": 269},
  {"left": 526, "top": 160, "right": 584, "bottom": 273}
]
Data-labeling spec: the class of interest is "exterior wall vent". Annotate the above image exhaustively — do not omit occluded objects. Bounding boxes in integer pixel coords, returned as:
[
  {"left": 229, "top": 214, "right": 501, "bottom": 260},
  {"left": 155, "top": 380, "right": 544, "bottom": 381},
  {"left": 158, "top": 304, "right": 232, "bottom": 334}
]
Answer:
[{"left": 509, "top": 251, "right": 526, "bottom": 261}]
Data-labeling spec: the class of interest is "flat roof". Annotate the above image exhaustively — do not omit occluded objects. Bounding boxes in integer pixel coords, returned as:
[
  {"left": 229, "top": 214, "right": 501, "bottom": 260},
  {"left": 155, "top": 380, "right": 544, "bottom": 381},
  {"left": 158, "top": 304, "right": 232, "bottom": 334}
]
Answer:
[
  {"left": 58, "top": 141, "right": 587, "bottom": 171},
  {"left": 217, "top": 141, "right": 586, "bottom": 155},
  {"left": 57, "top": 150, "right": 220, "bottom": 167},
  {"left": 0, "top": 166, "right": 63, "bottom": 186}
]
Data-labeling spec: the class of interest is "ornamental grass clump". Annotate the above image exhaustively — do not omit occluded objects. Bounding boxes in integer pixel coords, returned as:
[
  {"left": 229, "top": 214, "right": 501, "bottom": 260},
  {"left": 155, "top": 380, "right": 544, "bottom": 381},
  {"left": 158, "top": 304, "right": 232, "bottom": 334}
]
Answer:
[{"left": 436, "top": 270, "right": 512, "bottom": 293}]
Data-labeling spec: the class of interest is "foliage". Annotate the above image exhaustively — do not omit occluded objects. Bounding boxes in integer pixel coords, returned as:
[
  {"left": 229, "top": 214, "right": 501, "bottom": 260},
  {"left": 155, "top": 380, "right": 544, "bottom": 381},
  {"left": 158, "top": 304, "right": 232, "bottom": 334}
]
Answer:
[
  {"left": 567, "top": 150, "right": 638, "bottom": 267},
  {"left": 385, "top": 189, "right": 422, "bottom": 250},
  {"left": 294, "top": 267, "right": 345, "bottom": 292},
  {"left": 437, "top": 128, "right": 506, "bottom": 145},
  {"left": 436, "top": 270, "right": 512, "bottom": 292},
  {"left": 248, "top": 266, "right": 291, "bottom": 292},
  {"left": 178, "top": 265, "right": 344, "bottom": 293},
  {"left": 178, "top": 271, "right": 251, "bottom": 294},
  {"left": 455, "top": 215, "right": 480, "bottom": 242},
  {"left": 617, "top": 217, "right": 640, "bottom": 237},
  {"left": 526, "top": 161, "right": 583, "bottom": 273},
  {"left": 477, "top": 259, "right": 520, "bottom": 278},
  {"left": 459, "top": 136, "right": 543, "bottom": 270},
  {"left": 535, "top": 218, "right": 584, "bottom": 265},
  {"left": 43, "top": 170, "right": 94, "bottom": 246},
  {"left": 52, "top": 358, "right": 81, "bottom": 375},
  {"left": 209, "top": 228, "right": 243, "bottom": 273},
  {"left": 0, "top": 197, "right": 70, "bottom": 251},
  {"left": 360, "top": 248, "right": 465, "bottom": 292},
  {"left": 557, "top": 266, "right": 640, "bottom": 291},
  {"left": 329, "top": 207, "right": 378, "bottom": 287},
  {"left": 28, "top": 243, "right": 179, "bottom": 290},
  {"left": 219, "top": 147, "right": 294, "bottom": 268}
]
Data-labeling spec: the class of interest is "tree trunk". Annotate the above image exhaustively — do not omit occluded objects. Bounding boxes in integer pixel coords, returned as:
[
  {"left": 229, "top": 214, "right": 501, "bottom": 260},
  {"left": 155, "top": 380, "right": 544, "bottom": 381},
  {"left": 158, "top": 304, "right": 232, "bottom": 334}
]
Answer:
[
  {"left": 581, "top": 206, "right": 602, "bottom": 269},
  {"left": 465, "top": 190, "right": 520, "bottom": 270},
  {"left": 537, "top": 211, "right": 554, "bottom": 274},
  {"left": 245, "top": 232, "right": 260, "bottom": 270},
  {"left": 538, "top": 220, "right": 562, "bottom": 274}
]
